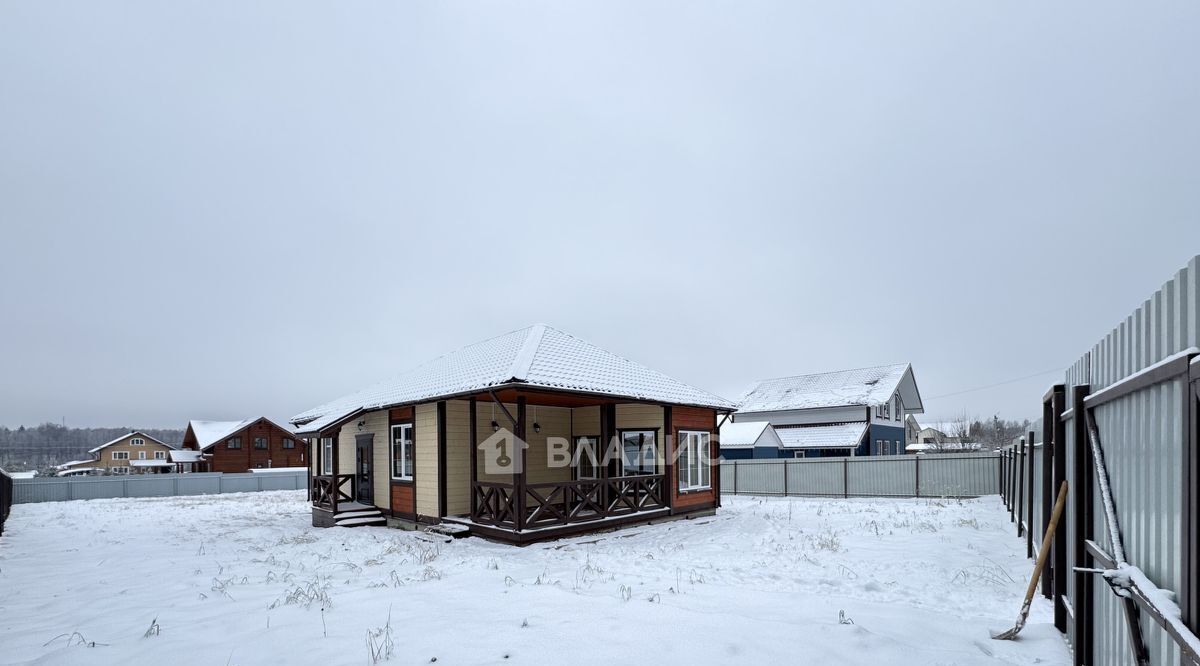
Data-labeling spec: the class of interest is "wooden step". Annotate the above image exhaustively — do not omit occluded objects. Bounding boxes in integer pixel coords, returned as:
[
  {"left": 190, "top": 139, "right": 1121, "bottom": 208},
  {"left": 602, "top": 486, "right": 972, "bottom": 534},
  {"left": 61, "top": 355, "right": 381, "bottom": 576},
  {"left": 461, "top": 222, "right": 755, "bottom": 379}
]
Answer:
[
  {"left": 336, "top": 516, "right": 387, "bottom": 527},
  {"left": 333, "top": 513, "right": 379, "bottom": 523}
]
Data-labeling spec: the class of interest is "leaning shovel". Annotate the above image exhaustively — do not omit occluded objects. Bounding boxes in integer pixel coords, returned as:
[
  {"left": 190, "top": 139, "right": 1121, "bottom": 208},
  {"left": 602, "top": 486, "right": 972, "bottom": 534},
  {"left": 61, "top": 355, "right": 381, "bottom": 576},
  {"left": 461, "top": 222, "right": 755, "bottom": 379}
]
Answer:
[{"left": 991, "top": 479, "right": 1068, "bottom": 640}]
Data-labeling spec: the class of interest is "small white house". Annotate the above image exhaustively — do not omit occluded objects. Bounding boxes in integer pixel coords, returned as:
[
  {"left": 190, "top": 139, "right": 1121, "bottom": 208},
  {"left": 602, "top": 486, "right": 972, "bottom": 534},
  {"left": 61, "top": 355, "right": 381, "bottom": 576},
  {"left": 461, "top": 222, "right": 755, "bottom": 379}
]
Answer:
[{"left": 719, "top": 421, "right": 784, "bottom": 459}]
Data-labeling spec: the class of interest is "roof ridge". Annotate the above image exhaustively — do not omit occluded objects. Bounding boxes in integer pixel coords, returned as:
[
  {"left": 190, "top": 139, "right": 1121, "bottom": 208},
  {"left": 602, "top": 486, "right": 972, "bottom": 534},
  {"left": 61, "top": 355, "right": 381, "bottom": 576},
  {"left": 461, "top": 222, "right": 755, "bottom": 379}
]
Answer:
[
  {"left": 754, "top": 362, "right": 910, "bottom": 384},
  {"left": 508, "top": 323, "right": 547, "bottom": 381}
]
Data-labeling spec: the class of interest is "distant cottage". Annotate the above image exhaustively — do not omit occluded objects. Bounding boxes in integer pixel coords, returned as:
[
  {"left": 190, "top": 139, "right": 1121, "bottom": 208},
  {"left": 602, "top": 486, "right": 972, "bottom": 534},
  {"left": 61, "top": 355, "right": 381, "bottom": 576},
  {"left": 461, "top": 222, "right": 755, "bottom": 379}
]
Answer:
[
  {"left": 180, "top": 418, "right": 305, "bottom": 473},
  {"left": 56, "top": 431, "right": 178, "bottom": 476},
  {"left": 724, "top": 364, "right": 923, "bottom": 459}
]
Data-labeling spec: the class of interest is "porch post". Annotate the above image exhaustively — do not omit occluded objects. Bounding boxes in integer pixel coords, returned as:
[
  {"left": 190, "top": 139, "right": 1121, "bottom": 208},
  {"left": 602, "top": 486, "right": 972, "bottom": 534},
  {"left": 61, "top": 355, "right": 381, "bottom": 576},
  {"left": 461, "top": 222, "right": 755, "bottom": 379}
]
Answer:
[
  {"left": 331, "top": 431, "right": 339, "bottom": 515},
  {"left": 515, "top": 396, "right": 527, "bottom": 531},
  {"left": 663, "top": 405, "right": 673, "bottom": 510},
  {"left": 437, "top": 401, "right": 448, "bottom": 519},
  {"left": 469, "top": 398, "right": 478, "bottom": 521}
]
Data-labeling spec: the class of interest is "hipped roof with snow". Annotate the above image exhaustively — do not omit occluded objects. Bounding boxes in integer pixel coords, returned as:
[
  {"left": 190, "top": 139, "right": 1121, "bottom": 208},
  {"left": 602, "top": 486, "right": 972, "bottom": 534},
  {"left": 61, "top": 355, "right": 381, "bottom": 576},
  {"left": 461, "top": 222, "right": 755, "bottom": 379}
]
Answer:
[
  {"left": 737, "top": 364, "right": 924, "bottom": 415},
  {"left": 87, "top": 431, "right": 175, "bottom": 454},
  {"left": 292, "top": 324, "right": 736, "bottom": 434}
]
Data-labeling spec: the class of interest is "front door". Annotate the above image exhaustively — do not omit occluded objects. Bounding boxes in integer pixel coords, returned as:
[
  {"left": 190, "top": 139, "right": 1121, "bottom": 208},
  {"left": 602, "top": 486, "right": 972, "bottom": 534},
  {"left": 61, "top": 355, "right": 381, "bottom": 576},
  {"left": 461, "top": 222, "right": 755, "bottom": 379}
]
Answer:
[{"left": 355, "top": 436, "right": 373, "bottom": 505}]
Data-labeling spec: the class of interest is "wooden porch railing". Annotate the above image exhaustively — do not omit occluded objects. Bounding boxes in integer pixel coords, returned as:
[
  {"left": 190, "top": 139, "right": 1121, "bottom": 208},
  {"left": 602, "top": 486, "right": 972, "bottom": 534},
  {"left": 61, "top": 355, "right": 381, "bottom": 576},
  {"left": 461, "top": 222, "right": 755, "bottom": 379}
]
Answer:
[
  {"left": 311, "top": 474, "right": 355, "bottom": 511},
  {"left": 471, "top": 474, "right": 666, "bottom": 530}
]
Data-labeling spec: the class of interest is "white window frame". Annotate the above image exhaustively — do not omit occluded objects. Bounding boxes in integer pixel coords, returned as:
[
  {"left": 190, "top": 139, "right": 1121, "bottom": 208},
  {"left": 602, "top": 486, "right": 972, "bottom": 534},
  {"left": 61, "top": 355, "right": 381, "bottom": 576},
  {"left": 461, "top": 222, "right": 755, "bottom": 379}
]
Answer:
[
  {"left": 138, "top": 451, "right": 146, "bottom": 460},
  {"left": 112, "top": 451, "right": 129, "bottom": 460},
  {"left": 321, "top": 437, "right": 333, "bottom": 475},
  {"left": 677, "top": 430, "right": 711, "bottom": 492},
  {"left": 154, "top": 451, "right": 166, "bottom": 460},
  {"left": 130, "top": 438, "right": 145, "bottom": 446},
  {"left": 391, "top": 424, "right": 414, "bottom": 481}
]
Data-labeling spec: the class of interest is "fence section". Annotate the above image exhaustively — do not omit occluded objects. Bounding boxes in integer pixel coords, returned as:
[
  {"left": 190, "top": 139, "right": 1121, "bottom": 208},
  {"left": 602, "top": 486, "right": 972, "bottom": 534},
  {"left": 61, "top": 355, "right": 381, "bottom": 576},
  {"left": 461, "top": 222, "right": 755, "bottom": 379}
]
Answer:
[
  {"left": 721, "top": 453, "right": 999, "bottom": 499},
  {"left": 0, "top": 468, "right": 12, "bottom": 536},
  {"left": 1001, "top": 254, "right": 1200, "bottom": 666},
  {"left": 11, "top": 471, "right": 308, "bottom": 505}
]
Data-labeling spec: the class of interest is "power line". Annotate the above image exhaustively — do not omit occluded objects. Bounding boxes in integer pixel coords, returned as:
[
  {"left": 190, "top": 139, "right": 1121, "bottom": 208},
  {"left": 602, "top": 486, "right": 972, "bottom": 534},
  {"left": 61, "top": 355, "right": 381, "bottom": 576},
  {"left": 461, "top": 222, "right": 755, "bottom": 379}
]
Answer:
[{"left": 926, "top": 367, "right": 1065, "bottom": 400}]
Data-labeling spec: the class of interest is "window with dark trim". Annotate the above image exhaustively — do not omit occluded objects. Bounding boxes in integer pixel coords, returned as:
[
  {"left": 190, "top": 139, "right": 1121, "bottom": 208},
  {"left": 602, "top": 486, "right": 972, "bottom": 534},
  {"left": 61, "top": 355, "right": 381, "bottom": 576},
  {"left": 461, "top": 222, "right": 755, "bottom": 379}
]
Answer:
[
  {"left": 254, "top": 437, "right": 268, "bottom": 450},
  {"left": 391, "top": 424, "right": 413, "bottom": 480},
  {"left": 282, "top": 438, "right": 295, "bottom": 449},
  {"left": 620, "top": 430, "right": 658, "bottom": 476},
  {"left": 321, "top": 438, "right": 333, "bottom": 475},
  {"left": 677, "top": 430, "right": 711, "bottom": 491},
  {"left": 227, "top": 437, "right": 242, "bottom": 450},
  {"left": 574, "top": 436, "right": 600, "bottom": 480}
]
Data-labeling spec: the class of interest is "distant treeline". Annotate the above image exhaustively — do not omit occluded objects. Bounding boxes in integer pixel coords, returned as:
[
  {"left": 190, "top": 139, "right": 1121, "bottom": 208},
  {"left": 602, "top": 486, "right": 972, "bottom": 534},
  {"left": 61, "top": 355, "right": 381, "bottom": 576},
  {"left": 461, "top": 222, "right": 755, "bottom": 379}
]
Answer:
[{"left": 0, "top": 423, "right": 185, "bottom": 472}]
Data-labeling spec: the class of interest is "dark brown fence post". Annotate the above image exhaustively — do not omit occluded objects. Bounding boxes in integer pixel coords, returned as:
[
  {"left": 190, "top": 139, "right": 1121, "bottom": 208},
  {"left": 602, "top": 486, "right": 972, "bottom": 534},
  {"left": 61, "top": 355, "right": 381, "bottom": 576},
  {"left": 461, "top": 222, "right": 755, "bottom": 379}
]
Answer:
[
  {"left": 843, "top": 457, "right": 849, "bottom": 498},
  {"left": 1072, "top": 385, "right": 1094, "bottom": 666},
  {"left": 1185, "top": 368, "right": 1198, "bottom": 637},
  {"left": 1027, "top": 430, "right": 1036, "bottom": 558},
  {"left": 0, "top": 468, "right": 11, "bottom": 536},
  {"left": 1051, "top": 385, "right": 1068, "bottom": 629},
  {"left": 1041, "top": 391, "right": 1056, "bottom": 599},
  {"left": 914, "top": 454, "right": 921, "bottom": 498}
]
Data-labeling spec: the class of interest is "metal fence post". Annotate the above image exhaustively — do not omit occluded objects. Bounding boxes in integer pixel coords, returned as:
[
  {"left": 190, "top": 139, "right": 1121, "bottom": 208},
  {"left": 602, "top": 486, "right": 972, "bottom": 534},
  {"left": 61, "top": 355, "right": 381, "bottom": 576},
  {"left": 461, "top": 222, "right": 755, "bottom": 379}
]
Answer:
[
  {"left": 1026, "top": 430, "right": 1035, "bottom": 558},
  {"left": 843, "top": 457, "right": 849, "bottom": 498},
  {"left": 914, "top": 454, "right": 921, "bottom": 498},
  {"left": 783, "top": 460, "right": 789, "bottom": 496}
]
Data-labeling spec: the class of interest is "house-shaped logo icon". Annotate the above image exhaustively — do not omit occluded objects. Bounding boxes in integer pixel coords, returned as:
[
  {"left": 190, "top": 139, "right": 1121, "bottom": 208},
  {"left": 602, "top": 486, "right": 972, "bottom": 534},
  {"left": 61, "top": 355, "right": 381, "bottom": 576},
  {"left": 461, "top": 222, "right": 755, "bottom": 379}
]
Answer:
[{"left": 478, "top": 428, "right": 529, "bottom": 475}]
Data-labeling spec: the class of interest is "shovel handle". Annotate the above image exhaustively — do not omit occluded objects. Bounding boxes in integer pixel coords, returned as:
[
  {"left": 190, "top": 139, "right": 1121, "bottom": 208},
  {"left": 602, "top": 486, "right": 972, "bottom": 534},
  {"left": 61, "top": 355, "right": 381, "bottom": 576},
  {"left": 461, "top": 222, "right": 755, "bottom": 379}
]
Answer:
[{"left": 1021, "top": 480, "right": 1069, "bottom": 604}]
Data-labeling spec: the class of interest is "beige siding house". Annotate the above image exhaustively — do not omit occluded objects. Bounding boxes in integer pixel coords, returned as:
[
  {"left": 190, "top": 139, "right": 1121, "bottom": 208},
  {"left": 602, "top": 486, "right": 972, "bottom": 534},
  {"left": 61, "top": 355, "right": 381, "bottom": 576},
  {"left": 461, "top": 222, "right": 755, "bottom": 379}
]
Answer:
[
  {"left": 58, "top": 432, "right": 177, "bottom": 475},
  {"left": 294, "top": 324, "right": 736, "bottom": 544}
]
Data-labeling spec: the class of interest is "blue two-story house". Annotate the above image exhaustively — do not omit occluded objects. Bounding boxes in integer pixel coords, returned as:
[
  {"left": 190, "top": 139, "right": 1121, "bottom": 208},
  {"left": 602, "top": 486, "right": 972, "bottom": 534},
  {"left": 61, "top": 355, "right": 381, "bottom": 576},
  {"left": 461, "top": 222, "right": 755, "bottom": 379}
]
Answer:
[{"left": 723, "top": 364, "right": 924, "bottom": 459}]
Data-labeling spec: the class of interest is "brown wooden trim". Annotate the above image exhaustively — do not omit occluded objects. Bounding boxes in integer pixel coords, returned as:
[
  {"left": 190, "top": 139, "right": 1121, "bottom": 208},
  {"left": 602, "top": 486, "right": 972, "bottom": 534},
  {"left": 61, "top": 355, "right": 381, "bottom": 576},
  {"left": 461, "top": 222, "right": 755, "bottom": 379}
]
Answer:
[
  {"left": 469, "top": 397, "right": 478, "bottom": 521},
  {"left": 663, "top": 405, "right": 673, "bottom": 509},
  {"left": 515, "top": 396, "right": 526, "bottom": 531}
]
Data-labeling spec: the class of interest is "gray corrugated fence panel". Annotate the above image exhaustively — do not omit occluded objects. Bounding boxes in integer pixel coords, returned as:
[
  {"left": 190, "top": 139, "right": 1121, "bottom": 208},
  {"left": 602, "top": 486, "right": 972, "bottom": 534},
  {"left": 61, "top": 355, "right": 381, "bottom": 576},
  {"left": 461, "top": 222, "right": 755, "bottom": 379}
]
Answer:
[
  {"left": 731, "top": 461, "right": 787, "bottom": 496},
  {"left": 10, "top": 472, "right": 307, "bottom": 503},
  {"left": 719, "top": 463, "right": 734, "bottom": 490},
  {"left": 917, "top": 454, "right": 999, "bottom": 497},
  {"left": 176, "top": 475, "right": 222, "bottom": 496},
  {"left": 786, "top": 458, "right": 845, "bottom": 496},
  {"left": 847, "top": 457, "right": 914, "bottom": 497},
  {"left": 218, "top": 474, "right": 262, "bottom": 494},
  {"left": 1053, "top": 255, "right": 1197, "bottom": 666},
  {"left": 1089, "top": 377, "right": 1185, "bottom": 666},
  {"left": 721, "top": 454, "right": 999, "bottom": 498}
]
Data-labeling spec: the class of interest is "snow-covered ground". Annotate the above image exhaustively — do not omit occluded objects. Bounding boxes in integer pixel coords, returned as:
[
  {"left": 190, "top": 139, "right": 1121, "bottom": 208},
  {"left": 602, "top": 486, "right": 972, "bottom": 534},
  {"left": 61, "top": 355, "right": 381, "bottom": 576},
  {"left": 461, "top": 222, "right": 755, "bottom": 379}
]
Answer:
[{"left": 0, "top": 492, "right": 1069, "bottom": 665}]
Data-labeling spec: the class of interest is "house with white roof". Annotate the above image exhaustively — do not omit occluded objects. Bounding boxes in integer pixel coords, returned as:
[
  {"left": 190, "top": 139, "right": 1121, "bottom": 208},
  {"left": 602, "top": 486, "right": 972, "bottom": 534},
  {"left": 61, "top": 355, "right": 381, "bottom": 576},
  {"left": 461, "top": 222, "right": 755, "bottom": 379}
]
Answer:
[
  {"left": 718, "top": 421, "right": 784, "bottom": 460},
  {"left": 729, "top": 364, "right": 923, "bottom": 458},
  {"left": 181, "top": 417, "right": 304, "bottom": 473},
  {"left": 56, "top": 431, "right": 178, "bottom": 475},
  {"left": 290, "top": 323, "right": 736, "bottom": 543}
]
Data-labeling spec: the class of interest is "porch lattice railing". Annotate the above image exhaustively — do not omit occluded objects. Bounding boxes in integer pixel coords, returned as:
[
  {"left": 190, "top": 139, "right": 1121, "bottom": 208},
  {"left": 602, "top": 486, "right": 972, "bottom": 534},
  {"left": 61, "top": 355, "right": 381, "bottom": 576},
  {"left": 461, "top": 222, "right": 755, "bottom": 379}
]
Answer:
[{"left": 472, "top": 474, "right": 667, "bottom": 530}]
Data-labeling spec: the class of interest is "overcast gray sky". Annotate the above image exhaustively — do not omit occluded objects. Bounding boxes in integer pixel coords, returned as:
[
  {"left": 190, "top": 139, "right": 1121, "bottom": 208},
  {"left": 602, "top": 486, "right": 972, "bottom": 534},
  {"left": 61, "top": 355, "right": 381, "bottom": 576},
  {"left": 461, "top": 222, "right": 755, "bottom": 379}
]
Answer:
[{"left": 1, "top": 1, "right": 1197, "bottom": 430}]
